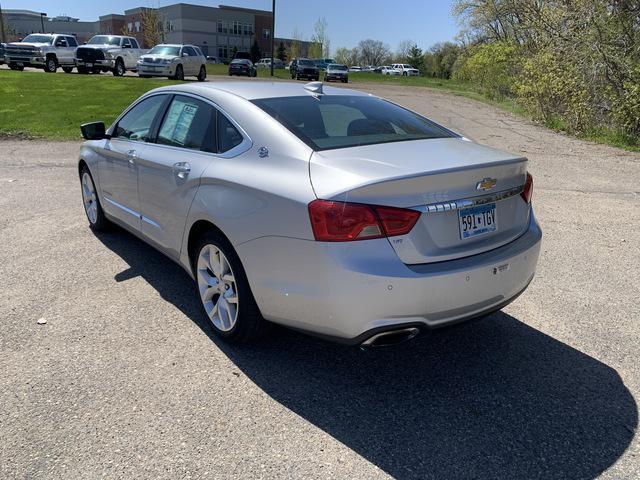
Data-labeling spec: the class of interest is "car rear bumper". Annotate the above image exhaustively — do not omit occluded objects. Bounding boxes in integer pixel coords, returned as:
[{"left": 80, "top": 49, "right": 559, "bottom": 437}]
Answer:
[{"left": 236, "top": 212, "right": 542, "bottom": 343}]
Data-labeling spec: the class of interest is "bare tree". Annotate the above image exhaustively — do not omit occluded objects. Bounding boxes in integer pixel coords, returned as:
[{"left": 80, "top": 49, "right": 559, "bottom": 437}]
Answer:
[
  {"left": 312, "top": 17, "right": 330, "bottom": 58},
  {"left": 395, "top": 39, "right": 413, "bottom": 62},
  {"left": 358, "top": 39, "right": 390, "bottom": 66},
  {"left": 286, "top": 27, "right": 302, "bottom": 60},
  {"left": 335, "top": 46, "right": 359, "bottom": 66}
]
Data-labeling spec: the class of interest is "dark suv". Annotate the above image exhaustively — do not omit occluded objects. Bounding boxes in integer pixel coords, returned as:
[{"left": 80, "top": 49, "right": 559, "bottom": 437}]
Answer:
[{"left": 290, "top": 58, "right": 319, "bottom": 81}]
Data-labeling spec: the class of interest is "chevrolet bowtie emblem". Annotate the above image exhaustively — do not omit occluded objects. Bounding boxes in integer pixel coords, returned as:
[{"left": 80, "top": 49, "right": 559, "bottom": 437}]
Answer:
[{"left": 476, "top": 177, "right": 497, "bottom": 191}]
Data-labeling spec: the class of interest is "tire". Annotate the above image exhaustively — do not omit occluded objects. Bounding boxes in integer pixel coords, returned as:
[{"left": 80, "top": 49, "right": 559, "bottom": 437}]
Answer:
[
  {"left": 44, "top": 56, "right": 58, "bottom": 73},
  {"left": 80, "top": 166, "right": 110, "bottom": 231},
  {"left": 174, "top": 64, "right": 184, "bottom": 81},
  {"left": 139, "top": 74, "right": 151, "bottom": 78},
  {"left": 402, "top": 71, "right": 407, "bottom": 76},
  {"left": 9, "top": 62, "right": 24, "bottom": 71},
  {"left": 193, "top": 230, "right": 265, "bottom": 343},
  {"left": 62, "top": 67, "right": 73, "bottom": 74},
  {"left": 77, "top": 66, "right": 89, "bottom": 74},
  {"left": 197, "top": 65, "right": 206, "bottom": 82},
  {"left": 112, "top": 58, "right": 125, "bottom": 76},
  {"left": 342, "top": 78, "right": 348, "bottom": 83}
]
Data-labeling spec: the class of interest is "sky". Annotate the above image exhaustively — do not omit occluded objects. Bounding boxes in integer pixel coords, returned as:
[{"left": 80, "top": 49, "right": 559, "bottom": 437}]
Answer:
[{"left": 3, "top": 0, "right": 459, "bottom": 52}]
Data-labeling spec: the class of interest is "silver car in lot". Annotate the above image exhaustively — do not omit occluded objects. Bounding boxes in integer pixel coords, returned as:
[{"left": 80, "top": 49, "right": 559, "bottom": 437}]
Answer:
[
  {"left": 78, "top": 82, "right": 541, "bottom": 345},
  {"left": 137, "top": 44, "right": 207, "bottom": 81}
]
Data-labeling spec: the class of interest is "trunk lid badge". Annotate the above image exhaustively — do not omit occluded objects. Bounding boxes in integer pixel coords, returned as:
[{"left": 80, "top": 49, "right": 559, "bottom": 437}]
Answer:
[{"left": 477, "top": 178, "right": 497, "bottom": 190}]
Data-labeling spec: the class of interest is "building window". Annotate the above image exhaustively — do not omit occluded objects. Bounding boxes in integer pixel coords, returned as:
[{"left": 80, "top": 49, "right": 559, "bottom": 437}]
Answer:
[
  {"left": 233, "top": 21, "right": 241, "bottom": 35},
  {"left": 218, "top": 46, "right": 228, "bottom": 59},
  {"left": 262, "top": 28, "right": 270, "bottom": 39},
  {"left": 218, "top": 20, "right": 223, "bottom": 33},
  {"left": 127, "top": 22, "right": 133, "bottom": 32},
  {"left": 134, "top": 21, "right": 140, "bottom": 32}
]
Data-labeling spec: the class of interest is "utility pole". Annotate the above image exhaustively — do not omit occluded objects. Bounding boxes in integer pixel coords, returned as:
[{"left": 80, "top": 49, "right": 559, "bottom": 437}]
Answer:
[
  {"left": 270, "top": 0, "right": 275, "bottom": 77},
  {"left": 0, "top": 2, "right": 6, "bottom": 43}
]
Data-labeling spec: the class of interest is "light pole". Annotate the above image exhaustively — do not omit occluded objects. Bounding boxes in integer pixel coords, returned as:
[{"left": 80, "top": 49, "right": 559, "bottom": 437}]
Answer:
[
  {"left": 40, "top": 12, "right": 46, "bottom": 33},
  {"left": 0, "top": 2, "right": 6, "bottom": 43},
  {"left": 270, "top": 0, "right": 275, "bottom": 77}
]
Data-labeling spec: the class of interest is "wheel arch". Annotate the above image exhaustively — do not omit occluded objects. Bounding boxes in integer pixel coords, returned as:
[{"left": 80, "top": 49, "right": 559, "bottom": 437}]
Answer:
[{"left": 186, "top": 219, "right": 233, "bottom": 273}]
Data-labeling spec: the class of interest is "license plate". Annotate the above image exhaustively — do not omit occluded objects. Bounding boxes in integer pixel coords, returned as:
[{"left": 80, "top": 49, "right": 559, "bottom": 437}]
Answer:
[
  {"left": 86, "top": 63, "right": 93, "bottom": 68},
  {"left": 459, "top": 203, "right": 497, "bottom": 239},
  {"left": 17, "top": 62, "right": 24, "bottom": 67}
]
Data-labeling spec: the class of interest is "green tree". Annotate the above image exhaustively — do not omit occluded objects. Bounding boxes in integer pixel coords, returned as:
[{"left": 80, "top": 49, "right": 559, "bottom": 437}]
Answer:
[
  {"left": 407, "top": 45, "right": 424, "bottom": 73},
  {"left": 250, "top": 39, "right": 261, "bottom": 63},
  {"left": 277, "top": 42, "right": 286, "bottom": 62}
]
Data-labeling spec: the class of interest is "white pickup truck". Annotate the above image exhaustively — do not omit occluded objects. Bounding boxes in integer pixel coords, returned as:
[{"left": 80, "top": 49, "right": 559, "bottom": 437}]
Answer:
[
  {"left": 391, "top": 63, "right": 420, "bottom": 76},
  {"left": 75, "top": 35, "right": 146, "bottom": 76},
  {"left": 4, "top": 33, "right": 78, "bottom": 73}
]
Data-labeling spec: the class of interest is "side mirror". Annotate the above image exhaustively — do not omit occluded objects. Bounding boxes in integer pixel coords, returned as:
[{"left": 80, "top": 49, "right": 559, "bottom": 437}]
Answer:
[
  {"left": 182, "top": 52, "right": 189, "bottom": 57},
  {"left": 81, "top": 122, "right": 108, "bottom": 140}
]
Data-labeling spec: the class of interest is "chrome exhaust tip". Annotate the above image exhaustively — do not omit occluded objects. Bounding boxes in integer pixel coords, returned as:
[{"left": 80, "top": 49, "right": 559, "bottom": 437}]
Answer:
[{"left": 361, "top": 327, "right": 420, "bottom": 347}]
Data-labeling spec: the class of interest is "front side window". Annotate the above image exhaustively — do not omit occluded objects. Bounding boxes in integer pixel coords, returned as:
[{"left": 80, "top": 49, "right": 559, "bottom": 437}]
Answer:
[
  {"left": 183, "top": 46, "right": 196, "bottom": 56},
  {"left": 114, "top": 95, "right": 166, "bottom": 141},
  {"left": 252, "top": 95, "right": 456, "bottom": 151},
  {"left": 122, "top": 38, "right": 132, "bottom": 48},
  {"left": 157, "top": 96, "right": 216, "bottom": 153},
  {"left": 66, "top": 36, "right": 78, "bottom": 47}
]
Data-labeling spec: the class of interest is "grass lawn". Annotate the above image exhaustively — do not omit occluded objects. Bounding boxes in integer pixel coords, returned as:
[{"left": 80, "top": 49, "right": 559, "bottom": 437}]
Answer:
[{"left": 1, "top": 67, "right": 637, "bottom": 151}]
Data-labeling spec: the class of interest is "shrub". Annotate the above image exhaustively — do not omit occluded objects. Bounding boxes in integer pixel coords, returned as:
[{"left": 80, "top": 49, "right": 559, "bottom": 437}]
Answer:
[{"left": 453, "top": 42, "right": 521, "bottom": 99}]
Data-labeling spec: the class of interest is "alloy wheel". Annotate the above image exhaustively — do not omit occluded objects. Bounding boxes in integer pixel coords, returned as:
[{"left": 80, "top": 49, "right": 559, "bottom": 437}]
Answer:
[
  {"left": 81, "top": 172, "right": 98, "bottom": 224},
  {"left": 196, "top": 244, "right": 239, "bottom": 332}
]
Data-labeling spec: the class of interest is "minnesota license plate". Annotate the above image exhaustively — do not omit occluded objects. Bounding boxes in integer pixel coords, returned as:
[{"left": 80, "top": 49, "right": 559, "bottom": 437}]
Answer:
[{"left": 459, "top": 203, "right": 497, "bottom": 239}]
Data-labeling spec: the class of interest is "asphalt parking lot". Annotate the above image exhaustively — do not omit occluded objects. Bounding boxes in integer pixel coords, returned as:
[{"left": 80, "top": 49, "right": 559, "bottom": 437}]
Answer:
[{"left": 1, "top": 76, "right": 639, "bottom": 479}]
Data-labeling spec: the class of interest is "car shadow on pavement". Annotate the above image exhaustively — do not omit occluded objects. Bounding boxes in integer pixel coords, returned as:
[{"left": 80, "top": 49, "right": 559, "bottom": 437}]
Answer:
[{"left": 96, "top": 227, "right": 637, "bottom": 480}]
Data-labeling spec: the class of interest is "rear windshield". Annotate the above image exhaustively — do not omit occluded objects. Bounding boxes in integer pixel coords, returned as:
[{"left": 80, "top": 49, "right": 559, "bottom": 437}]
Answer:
[
  {"left": 149, "top": 46, "right": 180, "bottom": 56},
  {"left": 252, "top": 95, "right": 456, "bottom": 151},
  {"left": 22, "top": 34, "right": 54, "bottom": 44}
]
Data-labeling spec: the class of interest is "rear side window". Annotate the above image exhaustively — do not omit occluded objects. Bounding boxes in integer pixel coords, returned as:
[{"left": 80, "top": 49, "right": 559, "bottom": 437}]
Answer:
[
  {"left": 217, "top": 112, "right": 243, "bottom": 153},
  {"left": 157, "top": 95, "right": 216, "bottom": 153},
  {"left": 130, "top": 38, "right": 139, "bottom": 49},
  {"left": 252, "top": 95, "right": 456, "bottom": 151},
  {"left": 114, "top": 95, "right": 166, "bottom": 141}
]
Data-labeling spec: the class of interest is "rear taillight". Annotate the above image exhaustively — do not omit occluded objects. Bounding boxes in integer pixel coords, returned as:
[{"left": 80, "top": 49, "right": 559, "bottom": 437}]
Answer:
[
  {"left": 308, "top": 200, "right": 420, "bottom": 242},
  {"left": 521, "top": 172, "right": 533, "bottom": 203}
]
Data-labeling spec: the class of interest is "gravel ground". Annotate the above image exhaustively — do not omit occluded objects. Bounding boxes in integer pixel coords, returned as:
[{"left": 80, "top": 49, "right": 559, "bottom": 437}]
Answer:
[{"left": 0, "top": 79, "right": 638, "bottom": 480}]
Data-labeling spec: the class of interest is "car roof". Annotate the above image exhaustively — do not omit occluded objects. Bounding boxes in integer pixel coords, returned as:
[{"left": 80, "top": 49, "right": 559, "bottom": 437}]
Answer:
[{"left": 149, "top": 81, "right": 371, "bottom": 101}]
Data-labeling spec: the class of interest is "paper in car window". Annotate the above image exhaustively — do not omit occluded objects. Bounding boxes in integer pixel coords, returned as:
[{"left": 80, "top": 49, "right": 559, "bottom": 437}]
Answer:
[{"left": 160, "top": 100, "right": 198, "bottom": 145}]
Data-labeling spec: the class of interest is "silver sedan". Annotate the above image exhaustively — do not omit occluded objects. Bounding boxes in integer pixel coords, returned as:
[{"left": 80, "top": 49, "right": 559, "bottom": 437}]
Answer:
[{"left": 78, "top": 81, "right": 541, "bottom": 345}]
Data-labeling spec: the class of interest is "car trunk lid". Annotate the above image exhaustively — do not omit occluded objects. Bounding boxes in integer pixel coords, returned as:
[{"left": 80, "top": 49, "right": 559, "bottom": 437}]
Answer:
[{"left": 309, "top": 137, "right": 530, "bottom": 264}]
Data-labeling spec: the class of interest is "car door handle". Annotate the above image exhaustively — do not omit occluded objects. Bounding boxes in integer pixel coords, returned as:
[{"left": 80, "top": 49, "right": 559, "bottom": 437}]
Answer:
[
  {"left": 126, "top": 149, "right": 137, "bottom": 165},
  {"left": 172, "top": 161, "right": 191, "bottom": 178}
]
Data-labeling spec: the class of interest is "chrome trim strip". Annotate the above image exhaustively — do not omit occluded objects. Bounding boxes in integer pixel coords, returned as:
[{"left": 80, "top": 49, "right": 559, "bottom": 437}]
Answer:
[
  {"left": 105, "top": 197, "right": 162, "bottom": 228},
  {"left": 416, "top": 185, "right": 524, "bottom": 214},
  {"left": 141, "top": 215, "right": 161, "bottom": 228},
  {"left": 104, "top": 196, "right": 141, "bottom": 218}
]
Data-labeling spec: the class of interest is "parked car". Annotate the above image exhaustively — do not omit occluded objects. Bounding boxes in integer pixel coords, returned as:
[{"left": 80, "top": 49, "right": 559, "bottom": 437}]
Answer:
[
  {"left": 4, "top": 33, "right": 78, "bottom": 73},
  {"left": 324, "top": 63, "right": 349, "bottom": 83},
  {"left": 255, "top": 58, "right": 284, "bottom": 69},
  {"left": 75, "top": 35, "right": 145, "bottom": 75},
  {"left": 349, "top": 65, "right": 362, "bottom": 72},
  {"left": 380, "top": 65, "right": 401, "bottom": 76},
  {"left": 137, "top": 44, "right": 206, "bottom": 81},
  {"left": 0, "top": 43, "right": 6, "bottom": 65},
  {"left": 77, "top": 81, "right": 541, "bottom": 345},
  {"left": 392, "top": 63, "right": 420, "bottom": 76},
  {"left": 290, "top": 58, "right": 319, "bottom": 80},
  {"left": 228, "top": 58, "right": 256, "bottom": 77}
]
